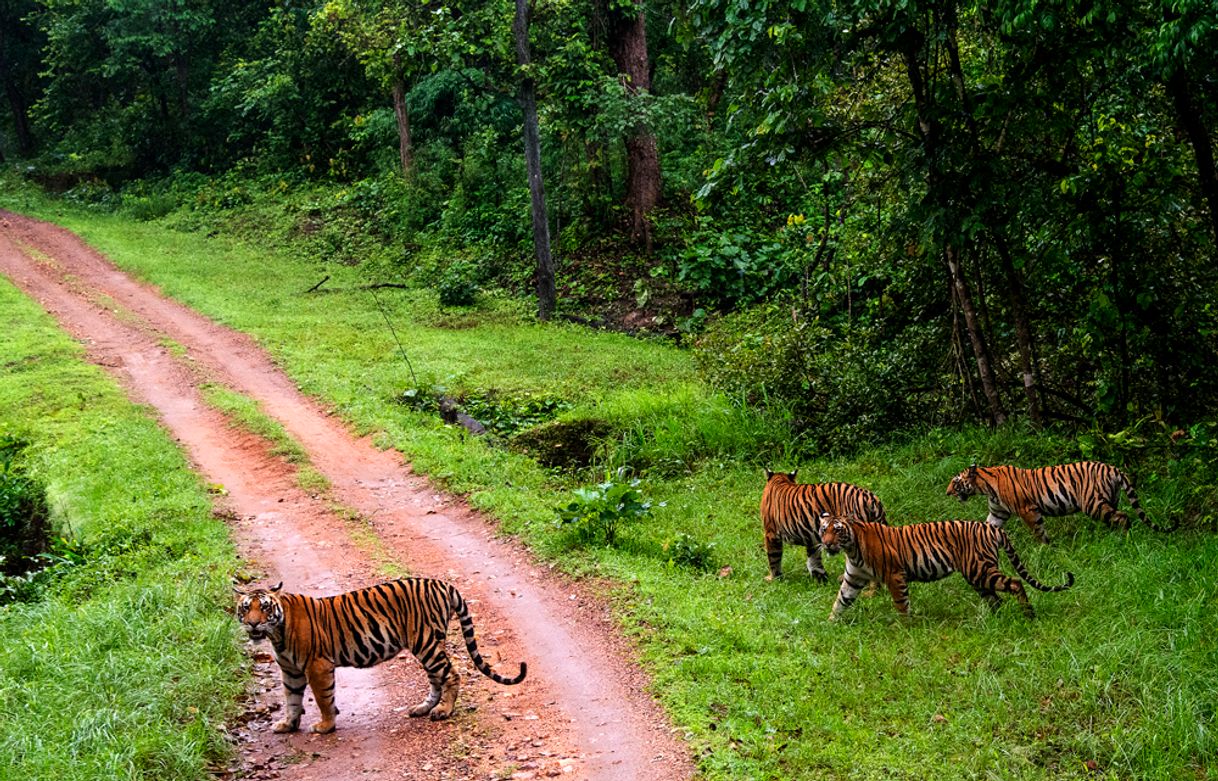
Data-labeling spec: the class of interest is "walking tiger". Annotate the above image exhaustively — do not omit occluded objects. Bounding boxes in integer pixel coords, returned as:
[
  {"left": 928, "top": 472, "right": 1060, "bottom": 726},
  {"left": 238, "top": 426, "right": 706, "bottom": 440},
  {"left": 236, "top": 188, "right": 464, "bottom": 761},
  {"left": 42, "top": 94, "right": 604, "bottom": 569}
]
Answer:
[
  {"left": 818, "top": 514, "right": 1074, "bottom": 619},
  {"left": 946, "top": 461, "right": 1177, "bottom": 543}
]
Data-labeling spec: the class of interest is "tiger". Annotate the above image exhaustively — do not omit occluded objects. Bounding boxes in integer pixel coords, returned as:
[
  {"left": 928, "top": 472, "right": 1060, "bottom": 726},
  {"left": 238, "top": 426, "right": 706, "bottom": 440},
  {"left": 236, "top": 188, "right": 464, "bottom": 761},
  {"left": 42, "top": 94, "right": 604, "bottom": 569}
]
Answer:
[
  {"left": 818, "top": 514, "right": 1075, "bottom": 620},
  {"left": 234, "top": 578, "right": 527, "bottom": 734},
  {"left": 760, "top": 468, "right": 887, "bottom": 583},
  {"left": 946, "top": 461, "right": 1177, "bottom": 544}
]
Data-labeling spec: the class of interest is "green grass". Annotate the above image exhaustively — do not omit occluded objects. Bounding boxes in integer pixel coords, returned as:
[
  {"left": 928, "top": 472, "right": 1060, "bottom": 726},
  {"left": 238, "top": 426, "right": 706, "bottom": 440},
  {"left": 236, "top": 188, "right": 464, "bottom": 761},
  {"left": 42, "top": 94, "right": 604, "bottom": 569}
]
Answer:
[
  {"left": 0, "top": 276, "right": 243, "bottom": 781},
  {"left": 3, "top": 180, "right": 1216, "bottom": 780},
  {"left": 200, "top": 383, "right": 329, "bottom": 493}
]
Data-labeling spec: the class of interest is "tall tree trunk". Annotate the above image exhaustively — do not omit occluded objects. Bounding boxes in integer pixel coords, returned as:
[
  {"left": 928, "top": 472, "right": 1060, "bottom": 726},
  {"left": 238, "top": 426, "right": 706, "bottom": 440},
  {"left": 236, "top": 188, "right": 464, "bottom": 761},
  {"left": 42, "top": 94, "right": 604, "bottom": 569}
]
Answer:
[
  {"left": 901, "top": 29, "right": 1006, "bottom": 425},
  {"left": 606, "top": 3, "right": 661, "bottom": 251},
  {"left": 947, "top": 245, "right": 1007, "bottom": 425},
  {"left": 0, "top": 23, "right": 33, "bottom": 155},
  {"left": 391, "top": 63, "right": 413, "bottom": 179},
  {"left": 1167, "top": 68, "right": 1218, "bottom": 245},
  {"left": 513, "top": 0, "right": 555, "bottom": 320},
  {"left": 993, "top": 235, "right": 1043, "bottom": 426}
]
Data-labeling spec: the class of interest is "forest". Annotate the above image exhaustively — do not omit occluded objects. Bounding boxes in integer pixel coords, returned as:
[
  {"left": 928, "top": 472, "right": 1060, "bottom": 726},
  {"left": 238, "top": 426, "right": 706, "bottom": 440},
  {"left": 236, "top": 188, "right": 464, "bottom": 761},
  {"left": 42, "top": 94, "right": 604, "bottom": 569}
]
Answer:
[
  {"left": 2, "top": 2, "right": 1218, "bottom": 780},
  {"left": 3, "top": 0, "right": 1216, "bottom": 448}
]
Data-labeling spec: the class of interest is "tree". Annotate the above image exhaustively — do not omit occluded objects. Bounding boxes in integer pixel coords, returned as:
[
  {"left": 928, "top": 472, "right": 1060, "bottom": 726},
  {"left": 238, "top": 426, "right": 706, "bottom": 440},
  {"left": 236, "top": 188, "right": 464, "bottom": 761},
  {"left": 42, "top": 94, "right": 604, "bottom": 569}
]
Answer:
[
  {"left": 514, "top": 0, "right": 555, "bottom": 319},
  {"left": 601, "top": 0, "right": 661, "bottom": 250},
  {"left": 0, "top": 0, "right": 42, "bottom": 157}
]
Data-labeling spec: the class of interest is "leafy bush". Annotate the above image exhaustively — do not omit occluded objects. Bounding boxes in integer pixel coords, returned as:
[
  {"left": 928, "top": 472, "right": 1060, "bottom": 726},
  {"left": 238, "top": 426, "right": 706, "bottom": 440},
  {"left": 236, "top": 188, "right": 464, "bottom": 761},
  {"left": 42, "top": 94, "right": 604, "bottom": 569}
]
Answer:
[
  {"left": 661, "top": 221, "right": 798, "bottom": 311},
  {"left": 437, "top": 258, "right": 481, "bottom": 307},
  {"left": 556, "top": 470, "right": 662, "bottom": 546},
  {"left": 693, "top": 301, "right": 946, "bottom": 454},
  {"left": 0, "top": 435, "right": 50, "bottom": 574},
  {"left": 662, "top": 531, "right": 717, "bottom": 571}
]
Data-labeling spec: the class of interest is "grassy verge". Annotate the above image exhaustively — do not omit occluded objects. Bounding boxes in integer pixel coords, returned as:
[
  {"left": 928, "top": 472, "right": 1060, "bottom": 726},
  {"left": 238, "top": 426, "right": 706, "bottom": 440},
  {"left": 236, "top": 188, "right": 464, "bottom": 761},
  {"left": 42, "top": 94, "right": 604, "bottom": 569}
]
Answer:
[
  {"left": 3, "top": 182, "right": 1216, "bottom": 780},
  {"left": 0, "top": 276, "right": 242, "bottom": 780}
]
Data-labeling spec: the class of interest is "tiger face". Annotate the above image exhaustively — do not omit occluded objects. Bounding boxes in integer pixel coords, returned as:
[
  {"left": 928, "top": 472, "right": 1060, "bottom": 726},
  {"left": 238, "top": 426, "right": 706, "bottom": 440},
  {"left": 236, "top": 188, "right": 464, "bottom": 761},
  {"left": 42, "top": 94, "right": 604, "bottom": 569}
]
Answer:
[
  {"left": 946, "top": 466, "right": 979, "bottom": 502},
  {"left": 234, "top": 582, "right": 285, "bottom": 642},
  {"left": 818, "top": 513, "right": 854, "bottom": 555}
]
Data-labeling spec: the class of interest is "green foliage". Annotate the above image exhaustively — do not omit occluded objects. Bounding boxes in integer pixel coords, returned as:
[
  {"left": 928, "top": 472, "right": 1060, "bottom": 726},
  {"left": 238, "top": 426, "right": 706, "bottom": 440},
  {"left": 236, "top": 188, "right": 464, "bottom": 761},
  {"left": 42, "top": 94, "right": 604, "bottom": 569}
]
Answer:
[
  {"left": 693, "top": 301, "right": 945, "bottom": 454},
  {"left": 557, "top": 470, "right": 660, "bottom": 547},
  {"left": 662, "top": 531, "right": 717, "bottom": 572},
  {"left": 437, "top": 258, "right": 482, "bottom": 307},
  {"left": 0, "top": 435, "right": 49, "bottom": 574}
]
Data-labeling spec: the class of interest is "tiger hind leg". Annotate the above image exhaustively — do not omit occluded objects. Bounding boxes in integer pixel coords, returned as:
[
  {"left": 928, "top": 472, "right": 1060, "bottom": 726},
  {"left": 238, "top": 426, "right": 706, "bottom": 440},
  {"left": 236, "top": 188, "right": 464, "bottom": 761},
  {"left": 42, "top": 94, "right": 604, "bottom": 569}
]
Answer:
[
  {"left": 409, "top": 634, "right": 456, "bottom": 720},
  {"left": 429, "top": 669, "right": 461, "bottom": 721},
  {"left": 764, "top": 535, "right": 784, "bottom": 581},
  {"left": 978, "top": 575, "right": 1034, "bottom": 618},
  {"left": 1090, "top": 498, "right": 1130, "bottom": 530}
]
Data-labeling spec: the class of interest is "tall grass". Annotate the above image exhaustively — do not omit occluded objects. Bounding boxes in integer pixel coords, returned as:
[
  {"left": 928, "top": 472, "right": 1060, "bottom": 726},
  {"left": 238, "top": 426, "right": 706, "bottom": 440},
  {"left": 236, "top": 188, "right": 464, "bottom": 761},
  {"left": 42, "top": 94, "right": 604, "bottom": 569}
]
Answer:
[
  {"left": 0, "top": 277, "right": 243, "bottom": 781},
  {"left": 3, "top": 181, "right": 1215, "bottom": 780}
]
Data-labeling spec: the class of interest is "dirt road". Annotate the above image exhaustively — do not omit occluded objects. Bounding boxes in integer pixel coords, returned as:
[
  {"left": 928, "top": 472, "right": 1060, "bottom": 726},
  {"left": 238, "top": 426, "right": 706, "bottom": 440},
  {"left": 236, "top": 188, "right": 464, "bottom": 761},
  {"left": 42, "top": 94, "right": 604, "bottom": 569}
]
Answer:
[{"left": 0, "top": 211, "right": 694, "bottom": 781}]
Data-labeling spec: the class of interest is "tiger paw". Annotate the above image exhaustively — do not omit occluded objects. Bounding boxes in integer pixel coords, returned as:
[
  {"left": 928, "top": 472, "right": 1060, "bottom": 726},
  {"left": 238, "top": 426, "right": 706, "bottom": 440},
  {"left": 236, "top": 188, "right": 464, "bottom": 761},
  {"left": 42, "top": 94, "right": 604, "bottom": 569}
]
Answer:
[
  {"left": 271, "top": 718, "right": 300, "bottom": 734},
  {"left": 309, "top": 720, "right": 336, "bottom": 734},
  {"left": 827, "top": 612, "right": 840, "bottom": 623},
  {"left": 809, "top": 570, "right": 829, "bottom": 583},
  {"left": 408, "top": 702, "right": 433, "bottom": 718},
  {"left": 428, "top": 705, "right": 453, "bottom": 721}
]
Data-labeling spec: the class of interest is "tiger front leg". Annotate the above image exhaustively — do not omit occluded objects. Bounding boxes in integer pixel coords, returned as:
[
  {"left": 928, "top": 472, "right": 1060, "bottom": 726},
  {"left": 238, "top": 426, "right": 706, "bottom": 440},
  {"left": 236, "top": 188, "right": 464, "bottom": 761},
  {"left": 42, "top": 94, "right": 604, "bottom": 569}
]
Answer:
[
  {"left": 272, "top": 664, "right": 307, "bottom": 733},
  {"left": 885, "top": 574, "right": 911, "bottom": 617},
  {"left": 304, "top": 659, "right": 339, "bottom": 734},
  {"left": 828, "top": 565, "right": 869, "bottom": 621},
  {"left": 1015, "top": 507, "right": 1051, "bottom": 544},
  {"left": 804, "top": 543, "right": 829, "bottom": 583}
]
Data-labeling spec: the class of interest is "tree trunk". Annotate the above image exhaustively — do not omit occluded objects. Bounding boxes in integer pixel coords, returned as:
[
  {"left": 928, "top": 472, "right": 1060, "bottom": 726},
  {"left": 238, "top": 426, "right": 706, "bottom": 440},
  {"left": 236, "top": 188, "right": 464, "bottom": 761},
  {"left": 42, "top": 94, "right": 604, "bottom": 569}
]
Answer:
[
  {"left": 947, "top": 245, "right": 1007, "bottom": 426},
  {"left": 0, "top": 22, "right": 33, "bottom": 155},
  {"left": 606, "top": 4, "right": 661, "bottom": 251},
  {"left": 513, "top": 0, "right": 555, "bottom": 321},
  {"left": 993, "top": 235, "right": 1043, "bottom": 426},
  {"left": 391, "top": 66, "right": 414, "bottom": 179},
  {"left": 901, "top": 32, "right": 1005, "bottom": 425},
  {"left": 1167, "top": 68, "right": 1218, "bottom": 245}
]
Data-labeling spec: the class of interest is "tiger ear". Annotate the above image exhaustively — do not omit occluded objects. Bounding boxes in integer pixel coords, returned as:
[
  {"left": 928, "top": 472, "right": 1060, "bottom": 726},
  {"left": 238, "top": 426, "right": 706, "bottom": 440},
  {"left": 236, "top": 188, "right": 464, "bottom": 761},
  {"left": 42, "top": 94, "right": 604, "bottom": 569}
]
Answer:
[
  {"left": 764, "top": 468, "right": 774, "bottom": 480},
  {"left": 270, "top": 581, "right": 283, "bottom": 593},
  {"left": 232, "top": 582, "right": 249, "bottom": 596},
  {"left": 968, "top": 462, "right": 977, "bottom": 478},
  {"left": 788, "top": 469, "right": 799, "bottom": 481}
]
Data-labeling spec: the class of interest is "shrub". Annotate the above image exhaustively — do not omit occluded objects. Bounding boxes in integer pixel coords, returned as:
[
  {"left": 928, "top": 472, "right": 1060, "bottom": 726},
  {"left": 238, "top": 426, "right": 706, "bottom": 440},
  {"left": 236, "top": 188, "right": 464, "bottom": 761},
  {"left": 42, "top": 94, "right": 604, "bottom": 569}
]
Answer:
[
  {"left": 0, "top": 435, "right": 50, "bottom": 574},
  {"left": 437, "top": 258, "right": 481, "bottom": 307},
  {"left": 693, "top": 301, "right": 946, "bottom": 454},
  {"left": 556, "top": 470, "right": 662, "bottom": 546},
  {"left": 662, "top": 531, "right": 717, "bottom": 571}
]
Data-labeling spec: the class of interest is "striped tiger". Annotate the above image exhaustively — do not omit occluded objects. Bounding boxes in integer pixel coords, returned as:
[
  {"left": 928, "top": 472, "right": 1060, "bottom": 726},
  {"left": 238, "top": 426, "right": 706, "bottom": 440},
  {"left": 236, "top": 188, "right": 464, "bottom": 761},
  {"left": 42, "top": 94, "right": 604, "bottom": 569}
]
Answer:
[
  {"left": 946, "top": 461, "right": 1177, "bottom": 544},
  {"left": 234, "top": 578, "right": 527, "bottom": 733},
  {"left": 818, "top": 514, "right": 1075, "bottom": 619},
  {"left": 761, "top": 469, "right": 887, "bottom": 582}
]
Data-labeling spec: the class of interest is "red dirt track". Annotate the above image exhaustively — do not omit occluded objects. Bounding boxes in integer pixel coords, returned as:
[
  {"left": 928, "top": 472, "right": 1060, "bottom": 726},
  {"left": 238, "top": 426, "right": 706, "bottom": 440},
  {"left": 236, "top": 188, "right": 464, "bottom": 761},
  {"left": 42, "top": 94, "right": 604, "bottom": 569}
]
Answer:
[{"left": 0, "top": 212, "right": 694, "bottom": 781}]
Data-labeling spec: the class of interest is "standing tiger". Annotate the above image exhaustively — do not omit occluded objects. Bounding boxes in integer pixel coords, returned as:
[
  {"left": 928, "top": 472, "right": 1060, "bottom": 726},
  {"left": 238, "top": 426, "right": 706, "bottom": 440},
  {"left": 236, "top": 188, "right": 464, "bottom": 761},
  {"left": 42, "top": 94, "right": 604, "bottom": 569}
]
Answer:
[
  {"left": 946, "top": 461, "right": 1177, "bottom": 544},
  {"left": 234, "top": 578, "right": 527, "bottom": 734},
  {"left": 818, "top": 514, "right": 1075, "bottom": 619},
  {"left": 761, "top": 469, "right": 887, "bottom": 582}
]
